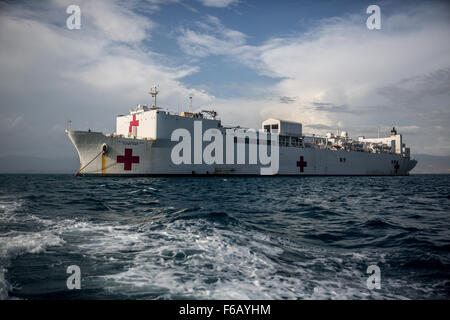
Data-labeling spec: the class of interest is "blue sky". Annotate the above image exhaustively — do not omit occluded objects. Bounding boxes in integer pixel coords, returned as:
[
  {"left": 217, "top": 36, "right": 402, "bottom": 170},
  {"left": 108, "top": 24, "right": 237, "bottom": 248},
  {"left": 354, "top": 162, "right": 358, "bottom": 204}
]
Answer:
[{"left": 0, "top": 0, "right": 449, "bottom": 159}]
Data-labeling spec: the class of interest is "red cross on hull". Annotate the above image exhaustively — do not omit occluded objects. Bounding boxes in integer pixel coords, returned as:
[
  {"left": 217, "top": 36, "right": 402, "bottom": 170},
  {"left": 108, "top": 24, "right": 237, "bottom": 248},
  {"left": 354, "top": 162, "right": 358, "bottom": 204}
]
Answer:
[
  {"left": 296, "top": 156, "right": 307, "bottom": 172},
  {"left": 117, "top": 148, "right": 140, "bottom": 171},
  {"left": 129, "top": 114, "right": 139, "bottom": 133}
]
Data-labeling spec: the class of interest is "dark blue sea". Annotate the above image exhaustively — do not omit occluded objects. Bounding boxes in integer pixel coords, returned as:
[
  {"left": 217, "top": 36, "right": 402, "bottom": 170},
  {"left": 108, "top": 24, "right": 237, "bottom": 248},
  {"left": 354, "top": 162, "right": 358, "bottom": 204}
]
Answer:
[{"left": 0, "top": 174, "right": 449, "bottom": 300}]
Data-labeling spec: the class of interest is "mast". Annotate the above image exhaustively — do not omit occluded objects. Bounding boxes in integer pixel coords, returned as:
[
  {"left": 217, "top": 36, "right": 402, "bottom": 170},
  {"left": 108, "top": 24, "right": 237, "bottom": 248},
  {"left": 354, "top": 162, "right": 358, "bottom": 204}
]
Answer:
[{"left": 149, "top": 86, "right": 159, "bottom": 108}]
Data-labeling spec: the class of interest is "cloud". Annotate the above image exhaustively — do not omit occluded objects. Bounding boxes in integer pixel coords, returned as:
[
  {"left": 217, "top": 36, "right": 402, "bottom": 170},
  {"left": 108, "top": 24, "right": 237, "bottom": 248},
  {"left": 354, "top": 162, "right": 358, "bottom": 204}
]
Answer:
[
  {"left": 279, "top": 96, "right": 297, "bottom": 104},
  {"left": 376, "top": 67, "right": 450, "bottom": 107},
  {"left": 177, "top": 5, "right": 450, "bottom": 155},
  {"left": 85, "top": 1, "right": 155, "bottom": 43},
  {"left": 196, "top": 0, "right": 238, "bottom": 8},
  {"left": 0, "top": 0, "right": 213, "bottom": 157},
  {"left": 0, "top": 0, "right": 449, "bottom": 160},
  {"left": 48, "top": 0, "right": 156, "bottom": 43},
  {"left": 178, "top": 15, "right": 250, "bottom": 58},
  {"left": 310, "top": 103, "right": 352, "bottom": 114},
  {"left": 0, "top": 116, "right": 23, "bottom": 129},
  {"left": 304, "top": 124, "right": 335, "bottom": 131},
  {"left": 0, "top": 0, "right": 210, "bottom": 98}
]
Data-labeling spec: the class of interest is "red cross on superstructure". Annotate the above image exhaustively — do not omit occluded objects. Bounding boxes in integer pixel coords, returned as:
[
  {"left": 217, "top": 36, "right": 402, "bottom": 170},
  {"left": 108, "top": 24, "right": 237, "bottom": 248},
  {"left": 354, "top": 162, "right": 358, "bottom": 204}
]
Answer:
[
  {"left": 296, "top": 156, "right": 307, "bottom": 172},
  {"left": 129, "top": 114, "right": 139, "bottom": 133},
  {"left": 117, "top": 149, "right": 140, "bottom": 171}
]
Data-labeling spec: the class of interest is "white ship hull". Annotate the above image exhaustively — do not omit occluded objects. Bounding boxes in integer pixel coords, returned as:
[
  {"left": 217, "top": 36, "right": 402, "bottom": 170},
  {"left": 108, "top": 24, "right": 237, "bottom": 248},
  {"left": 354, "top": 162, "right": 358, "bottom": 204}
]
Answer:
[{"left": 67, "top": 130, "right": 417, "bottom": 176}]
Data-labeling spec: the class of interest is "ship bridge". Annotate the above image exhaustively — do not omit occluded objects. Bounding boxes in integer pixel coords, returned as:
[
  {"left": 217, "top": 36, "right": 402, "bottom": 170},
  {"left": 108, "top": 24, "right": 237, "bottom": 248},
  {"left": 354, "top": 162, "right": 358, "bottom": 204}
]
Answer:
[
  {"left": 262, "top": 119, "right": 303, "bottom": 147},
  {"left": 114, "top": 89, "right": 221, "bottom": 140}
]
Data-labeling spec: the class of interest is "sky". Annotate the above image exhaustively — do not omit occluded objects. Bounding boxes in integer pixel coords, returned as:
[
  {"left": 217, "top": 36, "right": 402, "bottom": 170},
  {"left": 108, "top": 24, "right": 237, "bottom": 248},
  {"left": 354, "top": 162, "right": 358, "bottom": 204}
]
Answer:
[{"left": 0, "top": 0, "right": 449, "bottom": 160}]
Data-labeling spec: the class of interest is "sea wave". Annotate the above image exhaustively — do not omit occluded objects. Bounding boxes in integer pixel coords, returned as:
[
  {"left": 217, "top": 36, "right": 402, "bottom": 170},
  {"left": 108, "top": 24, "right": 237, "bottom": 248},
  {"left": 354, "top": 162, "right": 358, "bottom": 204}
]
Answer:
[{"left": 0, "top": 174, "right": 449, "bottom": 299}]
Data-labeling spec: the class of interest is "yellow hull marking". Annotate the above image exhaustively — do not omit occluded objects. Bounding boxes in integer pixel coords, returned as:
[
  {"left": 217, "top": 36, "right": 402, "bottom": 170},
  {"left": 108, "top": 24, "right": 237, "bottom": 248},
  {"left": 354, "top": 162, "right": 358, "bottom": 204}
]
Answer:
[{"left": 101, "top": 154, "right": 106, "bottom": 175}]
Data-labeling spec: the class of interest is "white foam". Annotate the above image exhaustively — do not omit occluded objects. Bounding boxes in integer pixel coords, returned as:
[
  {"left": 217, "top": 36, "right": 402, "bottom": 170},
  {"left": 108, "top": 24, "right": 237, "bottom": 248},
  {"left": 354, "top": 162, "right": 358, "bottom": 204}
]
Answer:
[
  {"left": 0, "top": 206, "right": 414, "bottom": 300},
  {"left": 0, "top": 199, "right": 22, "bottom": 223},
  {"left": 0, "top": 225, "right": 66, "bottom": 299},
  {"left": 77, "top": 219, "right": 343, "bottom": 299},
  {"left": 82, "top": 218, "right": 414, "bottom": 299},
  {"left": 0, "top": 232, "right": 65, "bottom": 260}
]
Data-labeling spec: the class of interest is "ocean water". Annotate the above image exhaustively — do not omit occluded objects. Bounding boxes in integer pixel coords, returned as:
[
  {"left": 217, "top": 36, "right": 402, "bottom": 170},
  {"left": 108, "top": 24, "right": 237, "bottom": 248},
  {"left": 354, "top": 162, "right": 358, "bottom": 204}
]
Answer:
[{"left": 0, "top": 174, "right": 449, "bottom": 300}]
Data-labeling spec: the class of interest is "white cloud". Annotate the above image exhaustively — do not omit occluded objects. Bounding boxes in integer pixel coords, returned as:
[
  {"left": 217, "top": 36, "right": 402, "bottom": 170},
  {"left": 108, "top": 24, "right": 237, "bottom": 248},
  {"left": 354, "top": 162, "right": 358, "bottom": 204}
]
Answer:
[
  {"left": 86, "top": 1, "right": 155, "bottom": 43},
  {"left": 177, "top": 15, "right": 264, "bottom": 72},
  {"left": 178, "top": 15, "right": 248, "bottom": 57},
  {"left": 0, "top": 0, "right": 213, "bottom": 100},
  {"left": 0, "top": 1, "right": 449, "bottom": 158},
  {"left": 177, "top": 6, "right": 450, "bottom": 155},
  {"left": 196, "top": 0, "right": 238, "bottom": 8},
  {"left": 50, "top": 0, "right": 155, "bottom": 43},
  {"left": 0, "top": 0, "right": 213, "bottom": 157}
]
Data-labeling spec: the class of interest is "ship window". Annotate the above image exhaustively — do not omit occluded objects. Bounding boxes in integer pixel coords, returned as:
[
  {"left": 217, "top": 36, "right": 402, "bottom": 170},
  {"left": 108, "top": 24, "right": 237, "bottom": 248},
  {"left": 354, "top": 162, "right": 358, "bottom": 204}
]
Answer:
[
  {"left": 264, "top": 125, "right": 270, "bottom": 133},
  {"left": 271, "top": 124, "right": 279, "bottom": 133}
]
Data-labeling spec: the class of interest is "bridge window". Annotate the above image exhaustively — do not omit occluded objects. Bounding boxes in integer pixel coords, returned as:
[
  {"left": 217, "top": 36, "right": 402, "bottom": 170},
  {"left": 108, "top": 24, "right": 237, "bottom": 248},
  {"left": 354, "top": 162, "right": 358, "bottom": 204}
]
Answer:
[{"left": 271, "top": 124, "right": 279, "bottom": 133}]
